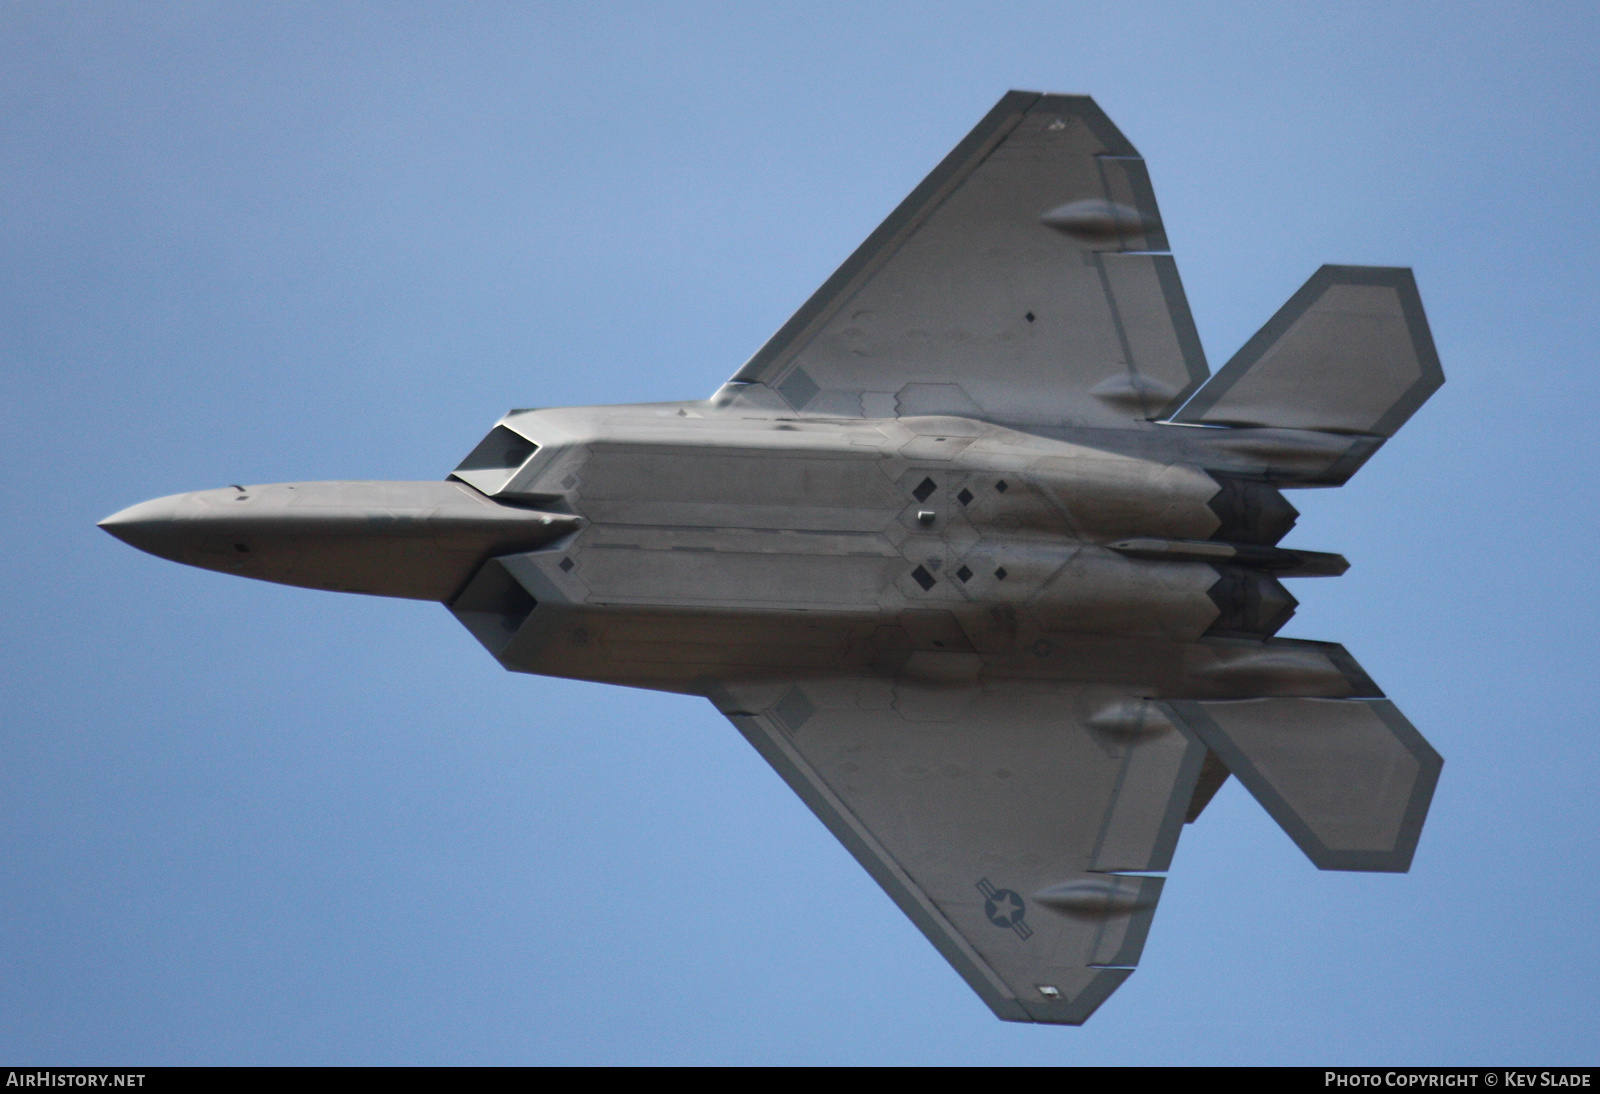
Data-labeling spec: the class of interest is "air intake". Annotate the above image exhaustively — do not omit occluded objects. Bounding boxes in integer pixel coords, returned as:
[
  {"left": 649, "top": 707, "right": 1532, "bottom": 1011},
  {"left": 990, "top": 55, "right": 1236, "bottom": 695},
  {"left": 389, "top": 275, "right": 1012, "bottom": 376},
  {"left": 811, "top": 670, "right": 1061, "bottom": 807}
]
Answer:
[{"left": 451, "top": 425, "right": 539, "bottom": 495}]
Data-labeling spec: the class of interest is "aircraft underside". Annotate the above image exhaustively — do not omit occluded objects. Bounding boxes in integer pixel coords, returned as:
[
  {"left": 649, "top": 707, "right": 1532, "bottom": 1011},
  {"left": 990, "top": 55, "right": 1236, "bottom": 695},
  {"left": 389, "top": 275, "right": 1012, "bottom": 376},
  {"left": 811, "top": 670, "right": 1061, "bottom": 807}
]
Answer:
[{"left": 102, "top": 91, "right": 1444, "bottom": 1025}]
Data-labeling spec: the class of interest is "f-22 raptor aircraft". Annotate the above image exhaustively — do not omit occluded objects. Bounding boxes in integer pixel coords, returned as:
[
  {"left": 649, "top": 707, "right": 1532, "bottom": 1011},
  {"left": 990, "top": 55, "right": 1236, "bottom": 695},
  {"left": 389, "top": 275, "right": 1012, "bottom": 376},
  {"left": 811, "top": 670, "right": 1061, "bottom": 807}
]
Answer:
[{"left": 101, "top": 92, "right": 1444, "bottom": 1025}]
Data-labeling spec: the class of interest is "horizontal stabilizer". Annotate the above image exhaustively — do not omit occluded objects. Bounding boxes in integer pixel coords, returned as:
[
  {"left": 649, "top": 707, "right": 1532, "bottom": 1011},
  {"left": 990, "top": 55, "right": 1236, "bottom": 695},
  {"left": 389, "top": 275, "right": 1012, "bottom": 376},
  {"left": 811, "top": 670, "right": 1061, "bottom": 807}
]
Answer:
[
  {"left": 1172, "top": 266, "right": 1443, "bottom": 438},
  {"left": 1164, "top": 697, "right": 1441, "bottom": 872}
]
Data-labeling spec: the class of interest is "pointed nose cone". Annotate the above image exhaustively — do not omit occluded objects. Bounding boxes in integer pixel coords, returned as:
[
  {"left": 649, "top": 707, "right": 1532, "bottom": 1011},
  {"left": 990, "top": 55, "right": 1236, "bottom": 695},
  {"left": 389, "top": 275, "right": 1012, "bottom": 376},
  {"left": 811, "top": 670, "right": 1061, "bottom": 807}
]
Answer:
[
  {"left": 99, "top": 481, "right": 581, "bottom": 600},
  {"left": 98, "top": 493, "right": 188, "bottom": 561}
]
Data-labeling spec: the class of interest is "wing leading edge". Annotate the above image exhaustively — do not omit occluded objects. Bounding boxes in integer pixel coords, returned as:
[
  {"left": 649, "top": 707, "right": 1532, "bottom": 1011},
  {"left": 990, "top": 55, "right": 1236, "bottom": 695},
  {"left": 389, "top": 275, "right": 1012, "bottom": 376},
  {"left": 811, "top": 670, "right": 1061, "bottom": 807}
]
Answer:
[
  {"left": 705, "top": 677, "right": 1208, "bottom": 1024},
  {"left": 718, "top": 92, "right": 1209, "bottom": 429}
]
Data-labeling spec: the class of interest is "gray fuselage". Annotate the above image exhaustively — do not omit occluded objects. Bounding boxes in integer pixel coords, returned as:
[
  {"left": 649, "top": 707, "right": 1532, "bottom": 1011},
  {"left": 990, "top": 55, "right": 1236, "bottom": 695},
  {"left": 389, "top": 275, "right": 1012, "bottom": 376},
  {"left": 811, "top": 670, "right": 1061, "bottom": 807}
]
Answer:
[{"left": 103, "top": 402, "right": 1375, "bottom": 707}]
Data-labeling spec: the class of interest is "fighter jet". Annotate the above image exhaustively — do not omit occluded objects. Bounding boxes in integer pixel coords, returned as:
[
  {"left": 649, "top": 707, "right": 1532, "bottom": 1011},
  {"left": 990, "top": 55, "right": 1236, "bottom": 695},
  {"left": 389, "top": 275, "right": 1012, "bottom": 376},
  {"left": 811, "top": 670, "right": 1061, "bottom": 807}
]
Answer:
[{"left": 100, "top": 91, "right": 1443, "bottom": 1025}]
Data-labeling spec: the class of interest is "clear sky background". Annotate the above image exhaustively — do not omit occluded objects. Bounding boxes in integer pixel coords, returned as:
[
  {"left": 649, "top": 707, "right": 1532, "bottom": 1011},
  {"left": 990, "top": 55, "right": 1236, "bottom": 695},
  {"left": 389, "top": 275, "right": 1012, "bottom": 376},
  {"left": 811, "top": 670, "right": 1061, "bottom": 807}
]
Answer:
[{"left": 3, "top": 1, "right": 1597, "bottom": 1066}]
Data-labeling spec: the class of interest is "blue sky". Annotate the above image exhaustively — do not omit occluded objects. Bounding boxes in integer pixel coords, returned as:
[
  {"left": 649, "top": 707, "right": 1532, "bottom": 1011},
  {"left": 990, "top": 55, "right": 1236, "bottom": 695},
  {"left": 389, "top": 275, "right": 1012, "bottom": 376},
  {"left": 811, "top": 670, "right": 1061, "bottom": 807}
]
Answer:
[{"left": 3, "top": 1, "right": 1597, "bottom": 1064}]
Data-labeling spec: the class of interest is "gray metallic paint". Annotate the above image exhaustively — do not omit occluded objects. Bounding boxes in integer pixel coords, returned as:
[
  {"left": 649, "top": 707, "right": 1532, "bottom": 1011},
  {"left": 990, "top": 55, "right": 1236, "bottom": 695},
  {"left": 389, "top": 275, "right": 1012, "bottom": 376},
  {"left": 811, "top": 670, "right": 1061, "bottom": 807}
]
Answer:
[{"left": 100, "top": 92, "right": 1445, "bottom": 1027}]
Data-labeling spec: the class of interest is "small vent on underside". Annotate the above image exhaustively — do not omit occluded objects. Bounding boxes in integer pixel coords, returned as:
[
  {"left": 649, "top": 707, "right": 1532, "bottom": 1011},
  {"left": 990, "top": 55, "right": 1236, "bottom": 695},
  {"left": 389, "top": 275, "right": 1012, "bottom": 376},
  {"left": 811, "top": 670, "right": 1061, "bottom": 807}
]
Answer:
[
  {"left": 777, "top": 366, "right": 820, "bottom": 410},
  {"left": 994, "top": 566, "right": 1008, "bottom": 581},
  {"left": 770, "top": 686, "right": 816, "bottom": 735},
  {"left": 911, "top": 565, "right": 936, "bottom": 591},
  {"left": 955, "top": 565, "right": 973, "bottom": 583},
  {"left": 456, "top": 425, "right": 538, "bottom": 473},
  {"left": 912, "top": 477, "right": 937, "bottom": 503},
  {"left": 994, "top": 480, "right": 1009, "bottom": 493},
  {"left": 956, "top": 488, "right": 974, "bottom": 506}
]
